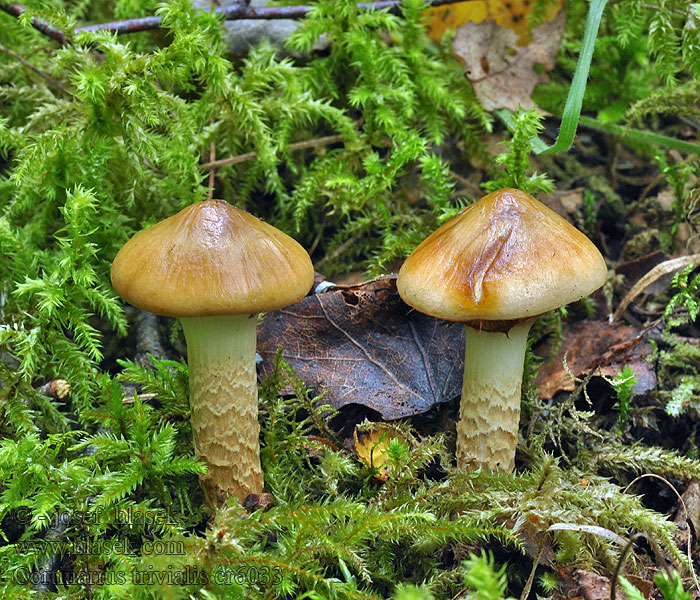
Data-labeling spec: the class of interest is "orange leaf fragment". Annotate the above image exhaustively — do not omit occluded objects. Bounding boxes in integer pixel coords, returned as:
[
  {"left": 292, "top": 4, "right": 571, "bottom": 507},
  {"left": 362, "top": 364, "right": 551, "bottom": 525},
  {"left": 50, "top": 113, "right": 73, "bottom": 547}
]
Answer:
[
  {"left": 424, "top": 0, "right": 562, "bottom": 44},
  {"left": 353, "top": 424, "right": 408, "bottom": 481}
]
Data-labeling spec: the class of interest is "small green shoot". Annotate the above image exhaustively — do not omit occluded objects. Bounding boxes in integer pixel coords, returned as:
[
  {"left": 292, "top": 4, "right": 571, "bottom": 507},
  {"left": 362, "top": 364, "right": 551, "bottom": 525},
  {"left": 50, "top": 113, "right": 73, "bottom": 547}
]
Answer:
[
  {"left": 482, "top": 108, "right": 554, "bottom": 197},
  {"left": 538, "top": 570, "right": 560, "bottom": 595},
  {"left": 654, "top": 571, "right": 694, "bottom": 600},
  {"left": 610, "top": 366, "right": 637, "bottom": 428},
  {"left": 462, "top": 552, "right": 516, "bottom": 600},
  {"left": 666, "top": 377, "right": 700, "bottom": 417},
  {"left": 621, "top": 571, "right": 693, "bottom": 600},
  {"left": 665, "top": 264, "right": 700, "bottom": 325}
]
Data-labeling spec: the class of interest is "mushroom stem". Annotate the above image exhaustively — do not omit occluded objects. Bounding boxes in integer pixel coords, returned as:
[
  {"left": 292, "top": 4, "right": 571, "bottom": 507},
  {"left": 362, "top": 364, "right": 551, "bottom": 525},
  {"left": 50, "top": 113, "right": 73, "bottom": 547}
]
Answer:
[
  {"left": 180, "top": 314, "right": 263, "bottom": 508},
  {"left": 456, "top": 318, "right": 536, "bottom": 472}
]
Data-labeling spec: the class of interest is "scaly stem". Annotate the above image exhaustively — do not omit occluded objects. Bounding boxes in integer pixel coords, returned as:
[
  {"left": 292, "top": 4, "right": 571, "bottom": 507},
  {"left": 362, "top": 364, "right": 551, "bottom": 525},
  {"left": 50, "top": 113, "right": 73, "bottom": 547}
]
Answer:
[
  {"left": 456, "top": 319, "right": 535, "bottom": 472},
  {"left": 181, "top": 314, "right": 263, "bottom": 509}
]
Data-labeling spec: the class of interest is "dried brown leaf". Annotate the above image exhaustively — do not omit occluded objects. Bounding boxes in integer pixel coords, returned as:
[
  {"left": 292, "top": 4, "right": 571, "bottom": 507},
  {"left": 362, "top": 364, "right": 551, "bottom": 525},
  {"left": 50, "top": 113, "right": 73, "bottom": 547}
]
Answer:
[
  {"left": 257, "top": 278, "right": 464, "bottom": 419},
  {"left": 535, "top": 319, "right": 657, "bottom": 399},
  {"left": 453, "top": 10, "right": 566, "bottom": 111}
]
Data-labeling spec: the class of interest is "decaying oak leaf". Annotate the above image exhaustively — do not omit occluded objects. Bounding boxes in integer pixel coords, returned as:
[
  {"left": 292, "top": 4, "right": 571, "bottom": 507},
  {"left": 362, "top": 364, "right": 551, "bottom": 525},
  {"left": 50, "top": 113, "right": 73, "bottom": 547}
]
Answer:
[
  {"left": 453, "top": 9, "right": 566, "bottom": 111},
  {"left": 257, "top": 277, "right": 464, "bottom": 419},
  {"left": 353, "top": 424, "right": 409, "bottom": 481},
  {"left": 535, "top": 319, "right": 657, "bottom": 400},
  {"left": 424, "top": 0, "right": 562, "bottom": 44}
]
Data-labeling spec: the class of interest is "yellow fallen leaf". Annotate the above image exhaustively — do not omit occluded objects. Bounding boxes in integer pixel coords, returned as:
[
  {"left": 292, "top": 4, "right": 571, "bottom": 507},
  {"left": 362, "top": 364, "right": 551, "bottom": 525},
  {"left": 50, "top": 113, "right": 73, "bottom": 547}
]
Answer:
[
  {"left": 424, "top": 0, "right": 562, "bottom": 44},
  {"left": 353, "top": 424, "right": 407, "bottom": 481},
  {"left": 424, "top": 1, "right": 488, "bottom": 41}
]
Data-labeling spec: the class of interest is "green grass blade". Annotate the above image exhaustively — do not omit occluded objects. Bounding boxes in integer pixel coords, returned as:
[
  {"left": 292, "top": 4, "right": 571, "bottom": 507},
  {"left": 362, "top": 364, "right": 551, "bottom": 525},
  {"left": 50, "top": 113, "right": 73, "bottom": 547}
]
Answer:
[
  {"left": 578, "top": 116, "right": 700, "bottom": 154},
  {"left": 537, "top": 0, "right": 608, "bottom": 155}
]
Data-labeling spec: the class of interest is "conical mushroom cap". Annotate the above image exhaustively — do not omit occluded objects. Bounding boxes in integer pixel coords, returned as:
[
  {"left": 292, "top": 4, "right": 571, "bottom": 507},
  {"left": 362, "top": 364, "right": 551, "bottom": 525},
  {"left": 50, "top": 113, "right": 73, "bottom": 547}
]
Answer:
[
  {"left": 397, "top": 188, "right": 607, "bottom": 322},
  {"left": 111, "top": 200, "right": 315, "bottom": 317}
]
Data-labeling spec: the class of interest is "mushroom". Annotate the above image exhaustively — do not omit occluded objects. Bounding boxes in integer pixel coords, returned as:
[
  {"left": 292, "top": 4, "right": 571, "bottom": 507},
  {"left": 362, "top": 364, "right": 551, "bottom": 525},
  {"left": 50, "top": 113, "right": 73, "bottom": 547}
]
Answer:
[
  {"left": 111, "top": 200, "right": 314, "bottom": 508},
  {"left": 396, "top": 188, "right": 607, "bottom": 472}
]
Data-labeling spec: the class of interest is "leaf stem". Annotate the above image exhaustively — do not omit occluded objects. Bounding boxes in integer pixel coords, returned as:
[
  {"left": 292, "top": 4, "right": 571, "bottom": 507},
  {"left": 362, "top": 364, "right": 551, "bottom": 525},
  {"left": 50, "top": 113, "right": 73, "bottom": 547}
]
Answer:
[{"left": 200, "top": 134, "right": 344, "bottom": 170}]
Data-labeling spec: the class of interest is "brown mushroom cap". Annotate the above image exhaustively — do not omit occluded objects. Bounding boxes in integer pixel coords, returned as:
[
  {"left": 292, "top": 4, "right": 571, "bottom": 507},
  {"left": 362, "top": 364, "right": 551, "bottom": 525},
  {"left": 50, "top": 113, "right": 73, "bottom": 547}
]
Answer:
[
  {"left": 111, "top": 200, "right": 315, "bottom": 317},
  {"left": 397, "top": 188, "right": 607, "bottom": 322}
]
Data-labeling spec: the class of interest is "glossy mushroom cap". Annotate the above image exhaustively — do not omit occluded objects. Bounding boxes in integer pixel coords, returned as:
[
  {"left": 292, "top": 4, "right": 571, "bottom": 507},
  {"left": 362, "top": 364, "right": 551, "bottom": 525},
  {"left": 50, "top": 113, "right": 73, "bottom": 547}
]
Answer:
[
  {"left": 397, "top": 188, "right": 607, "bottom": 322},
  {"left": 111, "top": 200, "right": 315, "bottom": 317}
]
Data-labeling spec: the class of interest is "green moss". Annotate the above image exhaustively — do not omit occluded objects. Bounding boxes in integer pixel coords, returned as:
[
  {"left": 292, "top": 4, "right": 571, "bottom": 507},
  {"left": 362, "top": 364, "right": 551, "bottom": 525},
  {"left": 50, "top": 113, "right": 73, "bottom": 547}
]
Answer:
[{"left": 1, "top": 0, "right": 700, "bottom": 598}]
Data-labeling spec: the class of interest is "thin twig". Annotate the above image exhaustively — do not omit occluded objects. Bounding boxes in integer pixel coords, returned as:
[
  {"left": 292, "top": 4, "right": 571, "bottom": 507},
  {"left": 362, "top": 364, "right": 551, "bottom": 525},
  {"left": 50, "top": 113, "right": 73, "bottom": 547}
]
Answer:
[
  {"left": 1, "top": 0, "right": 465, "bottom": 44},
  {"left": 77, "top": 0, "right": 467, "bottom": 29},
  {"left": 623, "top": 173, "right": 663, "bottom": 217},
  {"left": 623, "top": 473, "right": 699, "bottom": 591},
  {"left": 308, "top": 216, "right": 327, "bottom": 256},
  {"left": 0, "top": 42, "right": 71, "bottom": 95},
  {"left": 200, "top": 134, "right": 344, "bottom": 170},
  {"left": 520, "top": 534, "right": 547, "bottom": 600},
  {"left": 609, "top": 532, "right": 645, "bottom": 600},
  {"left": 202, "top": 149, "right": 256, "bottom": 170},
  {"left": 0, "top": 2, "right": 67, "bottom": 43}
]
